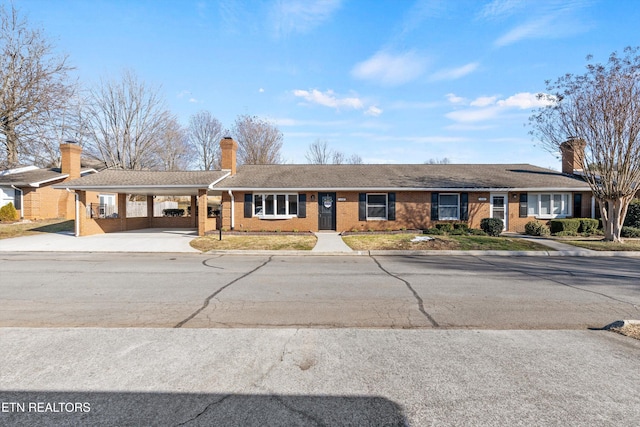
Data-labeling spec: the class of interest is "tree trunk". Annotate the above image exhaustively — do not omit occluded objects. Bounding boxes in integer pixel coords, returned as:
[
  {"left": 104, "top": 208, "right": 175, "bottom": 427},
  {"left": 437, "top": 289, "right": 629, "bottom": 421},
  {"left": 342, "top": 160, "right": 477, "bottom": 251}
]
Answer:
[
  {"left": 2, "top": 118, "right": 19, "bottom": 166},
  {"left": 600, "top": 197, "right": 629, "bottom": 242}
]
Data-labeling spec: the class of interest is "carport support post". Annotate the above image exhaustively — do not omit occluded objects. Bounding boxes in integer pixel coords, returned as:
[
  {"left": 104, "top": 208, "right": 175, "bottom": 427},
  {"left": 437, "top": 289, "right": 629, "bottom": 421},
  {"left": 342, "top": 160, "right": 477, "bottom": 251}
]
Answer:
[
  {"left": 197, "top": 189, "right": 207, "bottom": 237},
  {"left": 117, "top": 193, "right": 127, "bottom": 231},
  {"left": 146, "top": 195, "right": 154, "bottom": 227},
  {"left": 190, "top": 196, "right": 197, "bottom": 228}
]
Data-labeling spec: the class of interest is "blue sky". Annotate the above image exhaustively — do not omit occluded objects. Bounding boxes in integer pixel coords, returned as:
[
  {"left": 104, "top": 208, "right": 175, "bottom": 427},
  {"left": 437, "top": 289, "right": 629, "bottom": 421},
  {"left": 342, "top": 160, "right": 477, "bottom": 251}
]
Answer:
[{"left": 15, "top": 0, "right": 640, "bottom": 168}]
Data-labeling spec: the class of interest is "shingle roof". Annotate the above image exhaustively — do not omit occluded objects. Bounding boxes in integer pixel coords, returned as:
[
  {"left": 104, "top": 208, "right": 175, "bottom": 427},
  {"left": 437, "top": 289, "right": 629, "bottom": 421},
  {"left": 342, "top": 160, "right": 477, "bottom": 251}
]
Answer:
[
  {"left": 54, "top": 170, "right": 230, "bottom": 195},
  {"left": 0, "top": 168, "right": 68, "bottom": 187},
  {"left": 213, "top": 164, "right": 590, "bottom": 191}
]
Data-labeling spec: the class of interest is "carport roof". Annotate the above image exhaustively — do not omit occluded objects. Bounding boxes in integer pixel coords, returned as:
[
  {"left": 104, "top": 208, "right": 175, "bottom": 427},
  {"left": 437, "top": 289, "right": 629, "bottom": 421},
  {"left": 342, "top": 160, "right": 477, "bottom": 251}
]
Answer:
[{"left": 53, "top": 170, "right": 230, "bottom": 196}]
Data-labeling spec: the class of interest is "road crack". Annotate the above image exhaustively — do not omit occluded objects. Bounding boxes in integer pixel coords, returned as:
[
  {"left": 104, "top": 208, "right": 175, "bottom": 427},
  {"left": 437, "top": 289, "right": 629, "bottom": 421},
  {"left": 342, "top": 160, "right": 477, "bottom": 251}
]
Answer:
[
  {"left": 176, "top": 394, "right": 232, "bottom": 426},
  {"left": 370, "top": 256, "right": 439, "bottom": 327},
  {"left": 174, "top": 256, "right": 273, "bottom": 328}
]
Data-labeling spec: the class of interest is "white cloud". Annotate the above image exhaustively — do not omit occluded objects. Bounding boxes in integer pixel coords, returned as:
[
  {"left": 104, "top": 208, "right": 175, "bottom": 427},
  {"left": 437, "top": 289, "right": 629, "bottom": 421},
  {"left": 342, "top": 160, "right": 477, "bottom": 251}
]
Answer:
[
  {"left": 293, "top": 89, "right": 364, "bottom": 110},
  {"left": 491, "top": 1, "right": 591, "bottom": 47},
  {"left": 497, "top": 92, "right": 555, "bottom": 109},
  {"left": 430, "top": 62, "right": 479, "bottom": 81},
  {"left": 271, "top": 0, "right": 342, "bottom": 37},
  {"left": 446, "top": 92, "right": 554, "bottom": 123},
  {"left": 445, "top": 93, "right": 466, "bottom": 104},
  {"left": 188, "top": 98, "right": 200, "bottom": 103},
  {"left": 352, "top": 50, "right": 429, "bottom": 86},
  {"left": 259, "top": 88, "right": 265, "bottom": 93},
  {"left": 478, "top": 0, "right": 526, "bottom": 20},
  {"left": 470, "top": 96, "right": 498, "bottom": 107},
  {"left": 364, "top": 106, "right": 383, "bottom": 117}
]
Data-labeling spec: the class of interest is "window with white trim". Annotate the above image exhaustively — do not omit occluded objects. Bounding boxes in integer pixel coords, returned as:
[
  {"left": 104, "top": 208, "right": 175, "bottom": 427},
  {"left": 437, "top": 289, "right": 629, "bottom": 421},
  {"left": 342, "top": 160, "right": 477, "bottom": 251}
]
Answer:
[
  {"left": 254, "top": 193, "right": 298, "bottom": 218},
  {"left": 366, "top": 194, "right": 387, "bottom": 220},
  {"left": 439, "top": 194, "right": 460, "bottom": 220},
  {"left": 527, "top": 193, "right": 571, "bottom": 218}
]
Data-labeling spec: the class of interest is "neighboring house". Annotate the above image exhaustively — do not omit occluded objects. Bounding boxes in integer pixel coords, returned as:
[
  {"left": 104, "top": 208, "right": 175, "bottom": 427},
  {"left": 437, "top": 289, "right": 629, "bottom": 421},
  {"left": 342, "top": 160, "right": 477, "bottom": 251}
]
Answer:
[
  {"left": 57, "top": 137, "right": 593, "bottom": 236},
  {"left": 0, "top": 143, "right": 98, "bottom": 220}
]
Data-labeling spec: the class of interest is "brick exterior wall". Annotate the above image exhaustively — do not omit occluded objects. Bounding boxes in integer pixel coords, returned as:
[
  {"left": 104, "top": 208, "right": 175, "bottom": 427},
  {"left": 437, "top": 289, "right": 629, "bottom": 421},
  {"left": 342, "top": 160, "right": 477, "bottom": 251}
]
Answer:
[
  {"left": 21, "top": 179, "right": 76, "bottom": 220},
  {"left": 225, "top": 190, "right": 595, "bottom": 233}
]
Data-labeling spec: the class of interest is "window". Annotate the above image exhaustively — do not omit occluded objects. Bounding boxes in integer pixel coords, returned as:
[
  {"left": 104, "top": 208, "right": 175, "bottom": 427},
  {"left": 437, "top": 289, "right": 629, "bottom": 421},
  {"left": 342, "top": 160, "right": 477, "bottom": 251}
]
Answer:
[
  {"left": 438, "top": 194, "right": 459, "bottom": 220},
  {"left": 366, "top": 194, "right": 387, "bottom": 220},
  {"left": 253, "top": 194, "right": 298, "bottom": 218},
  {"left": 527, "top": 193, "right": 571, "bottom": 218}
]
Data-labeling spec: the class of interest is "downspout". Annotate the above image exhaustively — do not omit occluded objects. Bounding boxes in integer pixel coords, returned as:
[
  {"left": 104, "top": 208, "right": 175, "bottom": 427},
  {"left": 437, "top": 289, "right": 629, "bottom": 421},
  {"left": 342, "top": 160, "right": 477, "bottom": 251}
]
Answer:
[
  {"left": 10, "top": 185, "right": 23, "bottom": 219},
  {"left": 66, "top": 188, "right": 80, "bottom": 237},
  {"left": 228, "top": 190, "right": 235, "bottom": 230},
  {"left": 591, "top": 196, "right": 595, "bottom": 219}
]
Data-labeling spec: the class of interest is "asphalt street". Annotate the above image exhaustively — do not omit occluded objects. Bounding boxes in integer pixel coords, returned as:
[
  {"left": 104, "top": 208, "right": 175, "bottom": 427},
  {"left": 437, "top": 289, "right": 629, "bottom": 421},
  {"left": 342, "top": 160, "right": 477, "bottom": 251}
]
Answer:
[
  {"left": 0, "top": 253, "right": 638, "bottom": 329},
  {"left": 1, "top": 252, "right": 639, "bottom": 426}
]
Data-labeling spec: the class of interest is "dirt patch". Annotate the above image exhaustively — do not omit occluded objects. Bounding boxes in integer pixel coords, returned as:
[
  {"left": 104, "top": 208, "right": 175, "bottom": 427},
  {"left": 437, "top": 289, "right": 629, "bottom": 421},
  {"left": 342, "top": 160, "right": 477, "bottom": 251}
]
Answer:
[{"left": 610, "top": 323, "right": 640, "bottom": 340}]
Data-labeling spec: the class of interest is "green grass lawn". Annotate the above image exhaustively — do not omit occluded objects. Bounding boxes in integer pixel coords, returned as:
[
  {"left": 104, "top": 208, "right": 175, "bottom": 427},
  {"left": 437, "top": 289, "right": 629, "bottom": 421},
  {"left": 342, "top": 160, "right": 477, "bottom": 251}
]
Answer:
[
  {"left": 0, "top": 219, "right": 74, "bottom": 239},
  {"left": 342, "top": 233, "right": 550, "bottom": 251},
  {"left": 561, "top": 238, "right": 640, "bottom": 251},
  {"left": 190, "top": 234, "right": 317, "bottom": 251}
]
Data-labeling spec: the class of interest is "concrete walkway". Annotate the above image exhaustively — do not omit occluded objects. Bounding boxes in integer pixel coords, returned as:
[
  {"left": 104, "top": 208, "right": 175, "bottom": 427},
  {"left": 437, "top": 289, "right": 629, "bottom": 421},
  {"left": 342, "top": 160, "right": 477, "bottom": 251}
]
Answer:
[
  {"left": 504, "top": 233, "right": 595, "bottom": 253},
  {"left": 0, "top": 228, "right": 200, "bottom": 253},
  {"left": 312, "top": 232, "right": 353, "bottom": 253}
]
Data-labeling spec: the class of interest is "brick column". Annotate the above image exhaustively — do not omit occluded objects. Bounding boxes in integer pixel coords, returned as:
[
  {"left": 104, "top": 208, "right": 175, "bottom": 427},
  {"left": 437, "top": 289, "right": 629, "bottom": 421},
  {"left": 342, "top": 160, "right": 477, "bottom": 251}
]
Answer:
[
  {"left": 118, "top": 193, "right": 127, "bottom": 231},
  {"left": 197, "top": 189, "right": 207, "bottom": 236}
]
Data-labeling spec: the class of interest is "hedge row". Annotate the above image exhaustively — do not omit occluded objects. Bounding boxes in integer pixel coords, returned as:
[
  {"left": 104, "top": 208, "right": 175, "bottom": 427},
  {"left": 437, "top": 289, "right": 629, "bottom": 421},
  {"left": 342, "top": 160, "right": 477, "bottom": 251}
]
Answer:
[{"left": 549, "top": 218, "right": 599, "bottom": 234}]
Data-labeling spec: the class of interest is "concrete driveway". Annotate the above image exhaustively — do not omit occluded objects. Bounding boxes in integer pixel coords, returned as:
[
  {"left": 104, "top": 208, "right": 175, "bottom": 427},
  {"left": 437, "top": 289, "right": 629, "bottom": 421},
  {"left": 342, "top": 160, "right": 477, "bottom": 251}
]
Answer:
[{"left": 0, "top": 228, "right": 200, "bottom": 253}]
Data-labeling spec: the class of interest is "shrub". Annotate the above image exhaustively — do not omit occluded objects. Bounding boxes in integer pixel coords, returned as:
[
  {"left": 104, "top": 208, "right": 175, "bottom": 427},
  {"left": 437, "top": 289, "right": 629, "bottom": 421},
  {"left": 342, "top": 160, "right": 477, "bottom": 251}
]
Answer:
[
  {"left": 424, "top": 228, "right": 443, "bottom": 235},
  {"left": 449, "top": 228, "right": 465, "bottom": 235},
  {"left": 621, "top": 226, "right": 640, "bottom": 238},
  {"left": 0, "top": 202, "right": 19, "bottom": 222},
  {"left": 624, "top": 199, "right": 640, "bottom": 228},
  {"left": 554, "top": 230, "right": 578, "bottom": 237},
  {"left": 435, "top": 223, "right": 454, "bottom": 232},
  {"left": 549, "top": 219, "right": 581, "bottom": 234},
  {"left": 468, "top": 228, "right": 487, "bottom": 236},
  {"left": 578, "top": 218, "right": 599, "bottom": 234},
  {"left": 524, "top": 220, "right": 550, "bottom": 236},
  {"left": 453, "top": 222, "right": 469, "bottom": 231},
  {"left": 480, "top": 218, "right": 503, "bottom": 237}
]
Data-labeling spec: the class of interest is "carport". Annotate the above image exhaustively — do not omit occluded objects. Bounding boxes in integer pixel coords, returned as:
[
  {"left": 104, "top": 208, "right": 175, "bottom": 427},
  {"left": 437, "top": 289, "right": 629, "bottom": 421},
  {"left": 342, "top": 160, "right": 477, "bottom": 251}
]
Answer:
[{"left": 54, "top": 170, "right": 230, "bottom": 237}]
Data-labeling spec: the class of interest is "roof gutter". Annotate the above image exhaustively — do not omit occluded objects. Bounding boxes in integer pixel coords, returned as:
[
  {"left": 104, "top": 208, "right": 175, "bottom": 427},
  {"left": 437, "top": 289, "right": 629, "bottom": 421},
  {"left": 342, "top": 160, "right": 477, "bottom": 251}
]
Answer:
[
  {"left": 212, "top": 187, "right": 592, "bottom": 193},
  {"left": 29, "top": 174, "right": 70, "bottom": 187}
]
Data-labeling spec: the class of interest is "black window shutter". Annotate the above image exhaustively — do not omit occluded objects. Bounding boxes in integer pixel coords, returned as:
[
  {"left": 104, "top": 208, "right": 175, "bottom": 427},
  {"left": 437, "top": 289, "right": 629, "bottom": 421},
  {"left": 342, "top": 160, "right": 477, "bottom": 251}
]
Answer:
[
  {"left": 519, "top": 194, "right": 528, "bottom": 218},
  {"left": 244, "top": 193, "right": 252, "bottom": 218},
  {"left": 298, "top": 194, "right": 306, "bottom": 218},
  {"left": 460, "top": 193, "right": 469, "bottom": 221},
  {"left": 431, "top": 192, "right": 439, "bottom": 221},
  {"left": 358, "top": 193, "right": 366, "bottom": 221},
  {"left": 388, "top": 193, "right": 396, "bottom": 221},
  {"left": 573, "top": 193, "right": 582, "bottom": 218},
  {"left": 13, "top": 189, "right": 21, "bottom": 210}
]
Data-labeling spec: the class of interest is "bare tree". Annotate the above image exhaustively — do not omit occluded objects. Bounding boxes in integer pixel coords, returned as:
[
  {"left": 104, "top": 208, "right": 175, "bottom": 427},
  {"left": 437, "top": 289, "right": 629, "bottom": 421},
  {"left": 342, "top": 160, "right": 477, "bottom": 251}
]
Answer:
[
  {"left": 530, "top": 47, "right": 640, "bottom": 242},
  {"left": 155, "top": 116, "right": 193, "bottom": 171},
  {"left": 232, "top": 114, "right": 283, "bottom": 164},
  {"left": 83, "top": 69, "right": 171, "bottom": 170},
  {"left": 188, "top": 110, "right": 224, "bottom": 170},
  {"left": 425, "top": 157, "right": 451, "bottom": 164},
  {"left": 305, "top": 139, "right": 332, "bottom": 164},
  {"left": 0, "top": 3, "right": 75, "bottom": 167},
  {"left": 305, "top": 139, "right": 363, "bottom": 164},
  {"left": 347, "top": 153, "right": 363, "bottom": 164}
]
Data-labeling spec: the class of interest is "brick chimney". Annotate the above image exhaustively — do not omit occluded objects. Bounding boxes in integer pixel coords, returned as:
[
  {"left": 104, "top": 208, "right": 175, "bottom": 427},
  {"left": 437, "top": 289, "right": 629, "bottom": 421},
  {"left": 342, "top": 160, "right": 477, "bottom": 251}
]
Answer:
[
  {"left": 220, "top": 137, "right": 238, "bottom": 175},
  {"left": 60, "top": 141, "right": 82, "bottom": 180},
  {"left": 560, "top": 137, "right": 586, "bottom": 175}
]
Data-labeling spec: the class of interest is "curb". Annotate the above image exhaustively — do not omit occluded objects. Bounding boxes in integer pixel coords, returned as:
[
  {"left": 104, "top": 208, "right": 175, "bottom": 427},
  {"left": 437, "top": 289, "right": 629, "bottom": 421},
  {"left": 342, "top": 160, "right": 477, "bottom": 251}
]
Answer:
[{"left": 203, "top": 249, "right": 640, "bottom": 257}]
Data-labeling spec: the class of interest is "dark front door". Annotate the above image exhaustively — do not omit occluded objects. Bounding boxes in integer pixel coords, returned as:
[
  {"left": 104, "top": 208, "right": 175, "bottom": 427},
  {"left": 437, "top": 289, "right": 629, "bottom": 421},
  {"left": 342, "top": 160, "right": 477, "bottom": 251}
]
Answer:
[{"left": 318, "top": 192, "right": 336, "bottom": 230}]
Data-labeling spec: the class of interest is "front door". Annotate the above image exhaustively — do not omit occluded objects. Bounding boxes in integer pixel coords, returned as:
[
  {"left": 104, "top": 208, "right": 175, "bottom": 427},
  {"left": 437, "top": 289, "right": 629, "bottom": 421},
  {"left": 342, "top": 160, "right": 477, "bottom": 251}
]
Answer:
[
  {"left": 490, "top": 194, "right": 508, "bottom": 230},
  {"left": 318, "top": 192, "right": 336, "bottom": 230}
]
